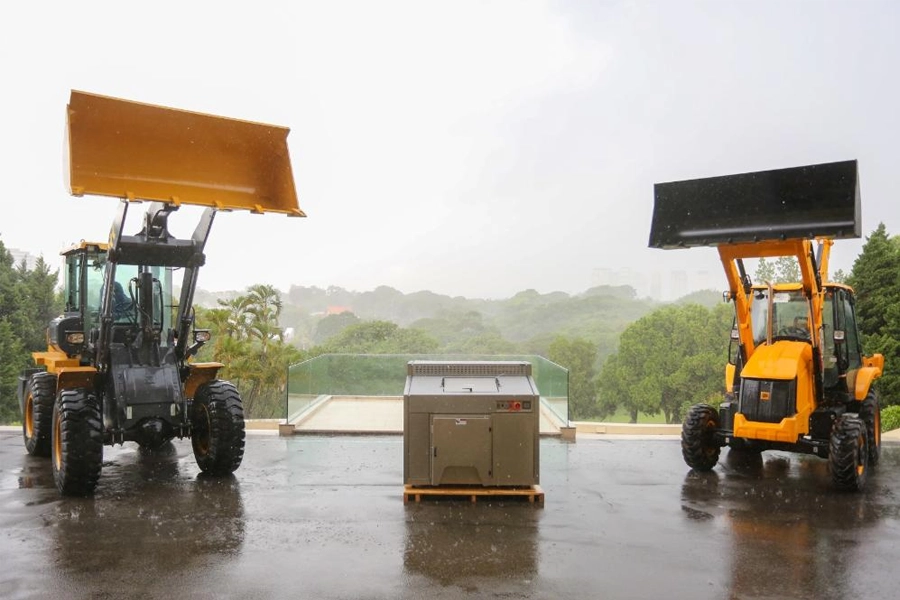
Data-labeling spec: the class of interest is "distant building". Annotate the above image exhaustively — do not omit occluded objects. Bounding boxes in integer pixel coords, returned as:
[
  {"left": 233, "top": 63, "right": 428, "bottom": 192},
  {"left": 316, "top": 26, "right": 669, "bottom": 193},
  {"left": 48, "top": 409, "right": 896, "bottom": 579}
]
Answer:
[
  {"left": 669, "top": 270, "right": 688, "bottom": 300},
  {"left": 592, "top": 266, "right": 722, "bottom": 301},
  {"left": 326, "top": 306, "right": 353, "bottom": 316},
  {"left": 7, "top": 247, "right": 41, "bottom": 270}
]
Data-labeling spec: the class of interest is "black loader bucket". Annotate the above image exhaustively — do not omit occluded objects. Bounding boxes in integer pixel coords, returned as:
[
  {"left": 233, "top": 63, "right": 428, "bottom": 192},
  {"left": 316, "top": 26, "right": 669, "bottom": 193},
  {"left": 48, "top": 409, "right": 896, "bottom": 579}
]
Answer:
[
  {"left": 649, "top": 160, "right": 859, "bottom": 248},
  {"left": 66, "top": 90, "right": 304, "bottom": 216}
]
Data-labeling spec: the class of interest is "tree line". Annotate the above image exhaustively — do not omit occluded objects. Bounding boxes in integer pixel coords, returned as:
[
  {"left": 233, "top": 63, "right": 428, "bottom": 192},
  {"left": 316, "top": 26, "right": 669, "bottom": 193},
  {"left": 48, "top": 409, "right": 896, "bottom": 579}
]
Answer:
[
  {"left": 1, "top": 224, "right": 897, "bottom": 423},
  {"left": 594, "top": 225, "right": 899, "bottom": 423},
  {"left": 0, "top": 241, "right": 62, "bottom": 423}
]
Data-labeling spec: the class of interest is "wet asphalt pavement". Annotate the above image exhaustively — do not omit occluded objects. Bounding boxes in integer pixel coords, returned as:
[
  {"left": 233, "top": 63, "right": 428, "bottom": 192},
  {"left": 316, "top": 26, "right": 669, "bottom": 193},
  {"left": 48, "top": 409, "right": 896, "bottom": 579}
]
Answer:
[{"left": 0, "top": 429, "right": 899, "bottom": 600}]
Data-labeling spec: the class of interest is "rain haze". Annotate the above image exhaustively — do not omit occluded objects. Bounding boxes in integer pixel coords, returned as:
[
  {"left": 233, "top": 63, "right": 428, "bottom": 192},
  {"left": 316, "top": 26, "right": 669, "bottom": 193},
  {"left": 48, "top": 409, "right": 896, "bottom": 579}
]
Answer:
[{"left": 1, "top": 1, "right": 898, "bottom": 301}]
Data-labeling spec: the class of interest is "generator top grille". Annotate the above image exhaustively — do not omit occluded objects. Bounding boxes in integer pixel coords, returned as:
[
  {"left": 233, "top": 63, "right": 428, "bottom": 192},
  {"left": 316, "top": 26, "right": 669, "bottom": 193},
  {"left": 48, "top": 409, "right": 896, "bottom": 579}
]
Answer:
[{"left": 406, "top": 361, "right": 532, "bottom": 377}]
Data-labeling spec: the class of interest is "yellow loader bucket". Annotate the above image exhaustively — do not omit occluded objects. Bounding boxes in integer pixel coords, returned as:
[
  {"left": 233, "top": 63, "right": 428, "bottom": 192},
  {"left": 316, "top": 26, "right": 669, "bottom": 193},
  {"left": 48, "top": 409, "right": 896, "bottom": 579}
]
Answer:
[{"left": 66, "top": 90, "right": 304, "bottom": 216}]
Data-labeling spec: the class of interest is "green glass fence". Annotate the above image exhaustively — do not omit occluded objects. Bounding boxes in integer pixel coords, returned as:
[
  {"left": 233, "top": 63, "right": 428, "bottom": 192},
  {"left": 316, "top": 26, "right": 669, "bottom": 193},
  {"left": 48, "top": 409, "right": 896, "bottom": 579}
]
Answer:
[{"left": 286, "top": 354, "right": 568, "bottom": 424}]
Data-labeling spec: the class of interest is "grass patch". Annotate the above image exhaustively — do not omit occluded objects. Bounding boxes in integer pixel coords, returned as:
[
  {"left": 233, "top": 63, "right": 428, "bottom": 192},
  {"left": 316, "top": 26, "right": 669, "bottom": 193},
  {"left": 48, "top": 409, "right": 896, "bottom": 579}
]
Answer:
[{"left": 594, "top": 407, "right": 670, "bottom": 424}]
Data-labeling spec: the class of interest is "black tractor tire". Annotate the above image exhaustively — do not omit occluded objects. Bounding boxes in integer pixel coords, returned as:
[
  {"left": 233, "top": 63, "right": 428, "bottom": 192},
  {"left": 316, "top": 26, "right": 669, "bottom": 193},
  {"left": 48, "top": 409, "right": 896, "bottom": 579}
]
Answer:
[
  {"left": 682, "top": 403, "right": 722, "bottom": 472},
  {"left": 829, "top": 415, "right": 868, "bottom": 492},
  {"left": 23, "top": 372, "right": 57, "bottom": 457},
  {"left": 191, "top": 380, "right": 245, "bottom": 476},
  {"left": 52, "top": 388, "right": 104, "bottom": 496},
  {"left": 859, "top": 392, "right": 881, "bottom": 467}
]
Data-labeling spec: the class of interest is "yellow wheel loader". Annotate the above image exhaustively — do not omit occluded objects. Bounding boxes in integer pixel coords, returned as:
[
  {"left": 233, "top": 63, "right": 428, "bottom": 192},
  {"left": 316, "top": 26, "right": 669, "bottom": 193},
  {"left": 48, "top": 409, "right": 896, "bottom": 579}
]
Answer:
[
  {"left": 16, "top": 91, "right": 304, "bottom": 495},
  {"left": 650, "top": 160, "right": 883, "bottom": 491}
]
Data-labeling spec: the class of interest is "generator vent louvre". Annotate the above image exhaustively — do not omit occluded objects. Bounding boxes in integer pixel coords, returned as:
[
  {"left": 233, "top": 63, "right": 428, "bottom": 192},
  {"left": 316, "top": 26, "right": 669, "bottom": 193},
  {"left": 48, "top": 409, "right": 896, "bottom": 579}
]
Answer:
[{"left": 407, "top": 361, "right": 531, "bottom": 377}]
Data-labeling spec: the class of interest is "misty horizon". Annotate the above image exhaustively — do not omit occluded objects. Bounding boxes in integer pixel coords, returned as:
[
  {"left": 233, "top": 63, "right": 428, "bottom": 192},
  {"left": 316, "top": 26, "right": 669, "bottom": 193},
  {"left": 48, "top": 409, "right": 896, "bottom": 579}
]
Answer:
[{"left": 2, "top": 2, "right": 895, "bottom": 301}]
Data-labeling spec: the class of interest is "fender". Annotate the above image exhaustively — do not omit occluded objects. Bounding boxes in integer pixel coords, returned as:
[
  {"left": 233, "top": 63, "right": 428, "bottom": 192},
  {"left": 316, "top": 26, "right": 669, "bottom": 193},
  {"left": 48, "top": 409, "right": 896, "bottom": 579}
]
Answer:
[
  {"left": 184, "top": 362, "right": 224, "bottom": 399},
  {"left": 854, "top": 366, "right": 883, "bottom": 401},
  {"left": 57, "top": 366, "right": 98, "bottom": 391},
  {"left": 725, "top": 363, "right": 736, "bottom": 394}
]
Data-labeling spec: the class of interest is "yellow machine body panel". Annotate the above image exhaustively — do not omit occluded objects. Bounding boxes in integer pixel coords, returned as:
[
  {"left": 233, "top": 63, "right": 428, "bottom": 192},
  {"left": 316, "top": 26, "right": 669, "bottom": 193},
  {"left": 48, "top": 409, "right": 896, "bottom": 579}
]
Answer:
[
  {"left": 851, "top": 366, "right": 883, "bottom": 401},
  {"left": 33, "top": 349, "right": 80, "bottom": 373},
  {"left": 733, "top": 413, "right": 807, "bottom": 444},
  {"left": 741, "top": 341, "right": 812, "bottom": 381},
  {"left": 725, "top": 363, "right": 736, "bottom": 394},
  {"left": 33, "top": 350, "right": 99, "bottom": 390},
  {"left": 734, "top": 341, "right": 814, "bottom": 442},
  {"left": 66, "top": 90, "right": 304, "bottom": 216}
]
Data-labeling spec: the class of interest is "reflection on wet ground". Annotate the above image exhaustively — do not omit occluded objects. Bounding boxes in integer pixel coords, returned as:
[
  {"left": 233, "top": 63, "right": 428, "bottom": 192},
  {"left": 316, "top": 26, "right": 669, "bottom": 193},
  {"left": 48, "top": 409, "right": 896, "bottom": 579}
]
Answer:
[
  {"left": 681, "top": 446, "right": 900, "bottom": 600},
  {"left": 0, "top": 431, "right": 898, "bottom": 599},
  {"left": 404, "top": 501, "right": 539, "bottom": 585}
]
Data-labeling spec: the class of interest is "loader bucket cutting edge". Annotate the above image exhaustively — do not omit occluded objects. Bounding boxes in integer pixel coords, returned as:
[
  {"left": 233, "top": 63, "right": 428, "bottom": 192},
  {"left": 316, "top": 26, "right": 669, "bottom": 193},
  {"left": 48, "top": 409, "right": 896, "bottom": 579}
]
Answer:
[
  {"left": 66, "top": 90, "right": 304, "bottom": 216},
  {"left": 649, "top": 160, "right": 859, "bottom": 249}
]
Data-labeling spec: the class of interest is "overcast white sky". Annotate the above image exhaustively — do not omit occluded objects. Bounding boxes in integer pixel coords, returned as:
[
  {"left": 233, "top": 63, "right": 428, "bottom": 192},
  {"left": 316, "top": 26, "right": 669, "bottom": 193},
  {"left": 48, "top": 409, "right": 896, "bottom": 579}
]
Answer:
[{"left": 1, "top": 1, "right": 898, "bottom": 300}]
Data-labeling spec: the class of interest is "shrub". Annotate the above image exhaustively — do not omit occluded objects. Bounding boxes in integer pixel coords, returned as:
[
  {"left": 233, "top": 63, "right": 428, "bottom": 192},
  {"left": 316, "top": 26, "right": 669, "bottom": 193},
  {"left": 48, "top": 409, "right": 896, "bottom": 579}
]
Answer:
[{"left": 881, "top": 405, "right": 900, "bottom": 433}]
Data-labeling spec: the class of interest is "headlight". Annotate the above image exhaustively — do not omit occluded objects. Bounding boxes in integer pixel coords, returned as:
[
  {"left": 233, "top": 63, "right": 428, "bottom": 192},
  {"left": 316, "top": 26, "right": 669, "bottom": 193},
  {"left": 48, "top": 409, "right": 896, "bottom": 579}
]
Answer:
[
  {"left": 194, "top": 329, "right": 211, "bottom": 343},
  {"left": 66, "top": 332, "right": 85, "bottom": 345}
]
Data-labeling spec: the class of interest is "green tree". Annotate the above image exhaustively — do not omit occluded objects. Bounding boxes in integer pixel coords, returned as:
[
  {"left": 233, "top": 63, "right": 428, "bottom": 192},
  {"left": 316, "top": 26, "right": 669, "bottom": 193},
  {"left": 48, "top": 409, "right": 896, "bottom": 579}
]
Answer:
[
  {"left": 847, "top": 224, "right": 899, "bottom": 334},
  {"left": 594, "top": 353, "right": 626, "bottom": 420},
  {"left": 451, "top": 331, "right": 518, "bottom": 355},
  {"left": 318, "top": 320, "right": 438, "bottom": 354},
  {"left": 313, "top": 312, "right": 360, "bottom": 344},
  {"left": 774, "top": 256, "right": 800, "bottom": 283},
  {"left": 755, "top": 255, "right": 803, "bottom": 285},
  {"left": 198, "top": 287, "right": 302, "bottom": 418},
  {"left": 411, "top": 310, "right": 489, "bottom": 348},
  {"left": 755, "top": 257, "right": 776, "bottom": 283},
  {"left": 0, "top": 320, "right": 27, "bottom": 423},
  {"left": 598, "top": 304, "right": 729, "bottom": 423},
  {"left": 0, "top": 239, "right": 62, "bottom": 423},
  {"left": 17, "top": 256, "right": 63, "bottom": 351},
  {"left": 846, "top": 223, "right": 900, "bottom": 404},
  {"left": 548, "top": 335, "right": 598, "bottom": 420}
]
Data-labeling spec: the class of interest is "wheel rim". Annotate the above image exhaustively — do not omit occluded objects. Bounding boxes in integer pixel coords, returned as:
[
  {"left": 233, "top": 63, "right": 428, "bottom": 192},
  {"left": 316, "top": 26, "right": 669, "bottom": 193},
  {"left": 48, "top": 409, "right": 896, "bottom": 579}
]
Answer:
[
  {"left": 703, "top": 419, "right": 717, "bottom": 458},
  {"left": 24, "top": 395, "right": 34, "bottom": 439},
  {"left": 53, "top": 411, "right": 62, "bottom": 472},
  {"left": 857, "top": 433, "right": 866, "bottom": 477},
  {"left": 875, "top": 410, "right": 881, "bottom": 449},
  {"left": 195, "top": 404, "right": 211, "bottom": 456}
]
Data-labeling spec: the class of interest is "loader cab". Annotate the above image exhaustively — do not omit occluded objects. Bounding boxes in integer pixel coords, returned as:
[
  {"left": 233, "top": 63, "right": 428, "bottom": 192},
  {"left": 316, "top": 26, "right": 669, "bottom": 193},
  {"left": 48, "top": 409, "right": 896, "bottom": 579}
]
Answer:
[
  {"left": 742, "top": 282, "right": 863, "bottom": 392},
  {"left": 748, "top": 285, "right": 811, "bottom": 345},
  {"left": 62, "top": 242, "right": 176, "bottom": 350},
  {"left": 822, "top": 285, "right": 864, "bottom": 392},
  {"left": 52, "top": 242, "right": 109, "bottom": 359},
  {"left": 63, "top": 242, "right": 106, "bottom": 333}
]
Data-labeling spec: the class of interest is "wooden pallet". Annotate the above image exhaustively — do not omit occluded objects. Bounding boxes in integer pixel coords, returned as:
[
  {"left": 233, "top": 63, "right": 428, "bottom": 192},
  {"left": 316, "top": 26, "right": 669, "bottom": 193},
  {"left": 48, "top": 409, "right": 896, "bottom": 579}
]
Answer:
[{"left": 403, "top": 484, "right": 544, "bottom": 506}]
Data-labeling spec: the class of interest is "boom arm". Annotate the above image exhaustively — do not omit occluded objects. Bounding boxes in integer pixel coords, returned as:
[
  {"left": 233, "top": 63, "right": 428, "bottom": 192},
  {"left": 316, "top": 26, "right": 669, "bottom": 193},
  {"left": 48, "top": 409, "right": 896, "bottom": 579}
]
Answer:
[{"left": 718, "top": 239, "right": 828, "bottom": 358}]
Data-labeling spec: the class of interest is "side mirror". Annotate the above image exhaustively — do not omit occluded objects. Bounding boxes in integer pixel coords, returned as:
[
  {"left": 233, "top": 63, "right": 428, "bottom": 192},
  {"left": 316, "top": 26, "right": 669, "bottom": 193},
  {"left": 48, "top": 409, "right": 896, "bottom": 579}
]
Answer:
[{"left": 185, "top": 329, "right": 211, "bottom": 360}]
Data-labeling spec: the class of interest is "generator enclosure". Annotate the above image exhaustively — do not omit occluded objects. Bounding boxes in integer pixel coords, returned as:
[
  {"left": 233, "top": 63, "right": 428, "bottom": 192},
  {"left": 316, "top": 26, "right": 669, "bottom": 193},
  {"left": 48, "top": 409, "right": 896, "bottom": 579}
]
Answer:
[{"left": 404, "top": 361, "right": 540, "bottom": 487}]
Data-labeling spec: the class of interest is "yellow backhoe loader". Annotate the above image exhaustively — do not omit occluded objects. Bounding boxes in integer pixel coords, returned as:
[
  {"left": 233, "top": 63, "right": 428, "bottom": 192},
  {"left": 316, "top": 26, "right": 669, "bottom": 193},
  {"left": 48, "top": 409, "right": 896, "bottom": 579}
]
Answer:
[
  {"left": 17, "top": 91, "right": 304, "bottom": 495},
  {"left": 650, "top": 160, "right": 883, "bottom": 491}
]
